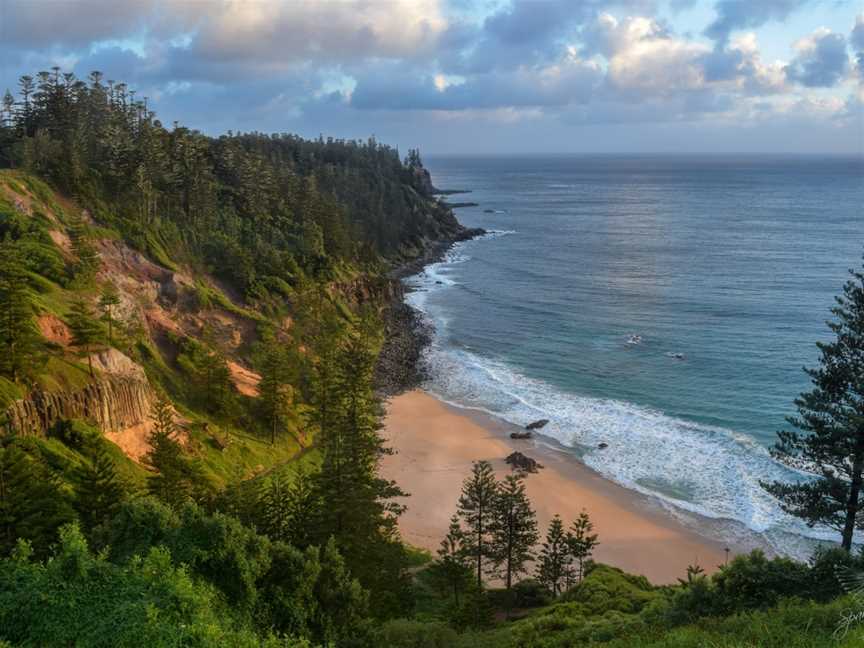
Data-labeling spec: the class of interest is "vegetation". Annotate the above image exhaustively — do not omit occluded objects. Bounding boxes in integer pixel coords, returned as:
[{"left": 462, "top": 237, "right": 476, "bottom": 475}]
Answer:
[
  {"left": 0, "top": 67, "right": 862, "bottom": 646},
  {"left": 762, "top": 260, "right": 864, "bottom": 550}
]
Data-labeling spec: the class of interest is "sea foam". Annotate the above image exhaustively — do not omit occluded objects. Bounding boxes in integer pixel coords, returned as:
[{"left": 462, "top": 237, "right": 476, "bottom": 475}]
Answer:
[{"left": 405, "top": 233, "right": 834, "bottom": 559}]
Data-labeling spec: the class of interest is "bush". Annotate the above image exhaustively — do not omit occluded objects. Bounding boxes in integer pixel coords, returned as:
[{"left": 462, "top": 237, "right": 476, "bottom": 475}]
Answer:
[
  {"left": 376, "top": 619, "right": 458, "bottom": 648},
  {"left": 48, "top": 419, "right": 100, "bottom": 450},
  {"left": 808, "top": 545, "right": 864, "bottom": 602},
  {"left": 710, "top": 550, "right": 809, "bottom": 615}
]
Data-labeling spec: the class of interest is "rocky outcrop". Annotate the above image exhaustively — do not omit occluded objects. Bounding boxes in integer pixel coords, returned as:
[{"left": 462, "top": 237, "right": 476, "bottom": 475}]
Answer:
[
  {"left": 506, "top": 451, "right": 543, "bottom": 474},
  {"left": 3, "top": 374, "right": 152, "bottom": 437},
  {"left": 526, "top": 419, "right": 549, "bottom": 431}
]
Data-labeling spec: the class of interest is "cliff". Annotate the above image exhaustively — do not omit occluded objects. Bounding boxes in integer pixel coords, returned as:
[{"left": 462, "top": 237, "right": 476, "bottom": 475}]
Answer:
[{"left": 3, "top": 373, "right": 152, "bottom": 437}]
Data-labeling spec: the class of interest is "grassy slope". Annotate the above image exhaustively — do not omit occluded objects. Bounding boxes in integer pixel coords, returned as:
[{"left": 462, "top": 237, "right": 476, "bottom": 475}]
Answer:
[{"left": 0, "top": 170, "right": 311, "bottom": 489}]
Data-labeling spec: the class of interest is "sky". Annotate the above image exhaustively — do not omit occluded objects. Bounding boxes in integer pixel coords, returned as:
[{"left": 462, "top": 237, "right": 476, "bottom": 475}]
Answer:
[{"left": 1, "top": 0, "right": 862, "bottom": 154}]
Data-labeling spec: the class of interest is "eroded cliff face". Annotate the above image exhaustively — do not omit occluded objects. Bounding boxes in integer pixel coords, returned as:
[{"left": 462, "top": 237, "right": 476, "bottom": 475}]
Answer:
[{"left": 3, "top": 374, "right": 152, "bottom": 437}]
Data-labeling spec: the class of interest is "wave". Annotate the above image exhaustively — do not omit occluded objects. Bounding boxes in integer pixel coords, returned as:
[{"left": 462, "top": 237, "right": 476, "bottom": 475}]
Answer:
[{"left": 404, "top": 234, "right": 836, "bottom": 559}]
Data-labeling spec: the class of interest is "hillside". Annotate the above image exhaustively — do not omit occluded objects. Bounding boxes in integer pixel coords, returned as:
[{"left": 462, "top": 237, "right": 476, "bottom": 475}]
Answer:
[{"left": 1, "top": 70, "right": 863, "bottom": 648}]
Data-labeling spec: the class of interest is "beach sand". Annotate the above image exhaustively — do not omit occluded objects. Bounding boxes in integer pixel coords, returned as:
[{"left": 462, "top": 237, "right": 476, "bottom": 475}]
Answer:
[{"left": 380, "top": 390, "right": 731, "bottom": 585}]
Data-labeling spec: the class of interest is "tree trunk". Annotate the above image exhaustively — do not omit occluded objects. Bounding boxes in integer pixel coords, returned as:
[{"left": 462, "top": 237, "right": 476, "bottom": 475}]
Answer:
[{"left": 842, "top": 454, "right": 864, "bottom": 551}]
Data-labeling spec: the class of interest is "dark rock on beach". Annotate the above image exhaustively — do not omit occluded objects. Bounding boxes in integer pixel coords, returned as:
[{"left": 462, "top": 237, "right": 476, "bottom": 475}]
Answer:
[
  {"left": 506, "top": 451, "right": 543, "bottom": 473},
  {"left": 510, "top": 431, "right": 533, "bottom": 440},
  {"left": 526, "top": 419, "right": 549, "bottom": 431}
]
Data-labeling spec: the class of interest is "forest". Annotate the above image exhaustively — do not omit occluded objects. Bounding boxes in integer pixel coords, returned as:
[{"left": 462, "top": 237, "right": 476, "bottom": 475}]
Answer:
[{"left": 1, "top": 69, "right": 864, "bottom": 647}]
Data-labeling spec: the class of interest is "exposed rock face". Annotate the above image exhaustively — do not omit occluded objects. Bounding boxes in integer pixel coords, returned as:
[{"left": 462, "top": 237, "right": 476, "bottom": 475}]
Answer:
[{"left": 3, "top": 374, "right": 152, "bottom": 437}]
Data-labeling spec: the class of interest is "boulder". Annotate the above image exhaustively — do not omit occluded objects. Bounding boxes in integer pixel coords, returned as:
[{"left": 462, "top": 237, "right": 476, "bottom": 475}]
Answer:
[
  {"left": 598, "top": 442, "right": 608, "bottom": 450},
  {"left": 526, "top": 419, "right": 549, "bottom": 431},
  {"left": 506, "top": 451, "right": 543, "bottom": 473},
  {"left": 510, "top": 431, "right": 533, "bottom": 440}
]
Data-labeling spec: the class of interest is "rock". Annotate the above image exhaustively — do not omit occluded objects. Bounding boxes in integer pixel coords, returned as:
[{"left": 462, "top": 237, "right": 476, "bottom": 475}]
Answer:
[
  {"left": 506, "top": 451, "right": 543, "bottom": 473},
  {"left": 510, "top": 431, "right": 533, "bottom": 440},
  {"left": 435, "top": 280, "right": 443, "bottom": 284},
  {"left": 3, "top": 374, "right": 152, "bottom": 437},
  {"left": 483, "top": 209, "right": 495, "bottom": 213},
  {"left": 598, "top": 442, "right": 608, "bottom": 449},
  {"left": 526, "top": 419, "right": 549, "bottom": 431}
]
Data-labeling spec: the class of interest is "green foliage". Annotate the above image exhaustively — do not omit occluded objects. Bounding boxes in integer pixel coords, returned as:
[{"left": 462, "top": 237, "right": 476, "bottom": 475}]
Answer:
[
  {"left": 0, "top": 438, "right": 76, "bottom": 557},
  {"left": 258, "top": 467, "right": 320, "bottom": 548},
  {"left": 458, "top": 460, "right": 499, "bottom": 590},
  {"left": 568, "top": 510, "right": 599, "bottom": 584},
  {"left": 175, "top": 336, "right": 237, "bottom": 418},
  {"left": 536, "top": 515, "right": 572, "bottom": 597},
  {"left": 0, "top": 239, "right": 45, "bottom": 383},
  {"left": 143, "top": 392, "right": 210, "bottom": 507},
  {"left": 489, "top": 473, "right": 538, "bottom": 594},
  {"left": 97, "top": 282, "right": 120, "bottom": 344},
  {"left": 73, "top": 443, "right": 128, "bottom": 533},
  {"left": 375, "top": 619, "right": 458, "bottom": 648},
  {"left": 68, "top": 214, "right": 100, "bottom": 282},
  {"left": 0, "top": 523, "right": 279, "bottom": 647},
  {"left": 66, "top": 297, "right": 103, "bottom": 376},
  {"left": 762, "top": 255, "right": 864, "bottom": 550}
]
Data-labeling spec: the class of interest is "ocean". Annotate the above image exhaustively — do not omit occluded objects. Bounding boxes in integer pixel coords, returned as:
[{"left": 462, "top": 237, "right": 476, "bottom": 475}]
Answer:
[{"left": 407, "top": 154, "right": 864, "bottom": 556}]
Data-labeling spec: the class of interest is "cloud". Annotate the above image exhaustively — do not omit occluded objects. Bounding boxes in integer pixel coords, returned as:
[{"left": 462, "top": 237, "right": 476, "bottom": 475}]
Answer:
[
  {"left": 0, "top": 0, "right": 157, "bottom": 49},
  {"left": 784, "top": 28, "right": 849, "bottom": 87},
  {"left": 852, "top": 13, "right": 864, "bottom": 51},
  {"left": 187, "top": 0, "right": 448, "bottom": 70},
  {"left": 704, "top": 0, "right": 812, "bottom": 44},
  {"left": 350, "top": 54, "right": 602, "bottom": 111}
]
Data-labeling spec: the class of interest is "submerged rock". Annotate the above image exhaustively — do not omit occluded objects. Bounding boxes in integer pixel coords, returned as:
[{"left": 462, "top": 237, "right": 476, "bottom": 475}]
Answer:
[
  {"left": 598, "top": 442, "right": 608, "bottom": 449},
  {"left": 526, "top": 419, "right": 549, "bottom": 431}
]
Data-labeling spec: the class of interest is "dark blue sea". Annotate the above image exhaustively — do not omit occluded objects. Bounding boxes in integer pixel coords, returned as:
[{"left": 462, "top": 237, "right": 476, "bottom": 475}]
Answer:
[{"left": 409, "top": 154, "right": 864, "bottom": 555}]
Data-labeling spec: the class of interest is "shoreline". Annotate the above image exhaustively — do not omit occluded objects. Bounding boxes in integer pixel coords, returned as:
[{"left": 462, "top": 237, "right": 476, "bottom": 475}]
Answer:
[{"left": 381, "top": 390, "right": 732, "bottom": 584}]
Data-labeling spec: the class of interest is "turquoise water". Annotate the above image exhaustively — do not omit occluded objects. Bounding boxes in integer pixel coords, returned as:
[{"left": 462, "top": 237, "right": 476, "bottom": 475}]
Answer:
[{"left": 408, "top": 155, "right": 864, "bottom": 552}]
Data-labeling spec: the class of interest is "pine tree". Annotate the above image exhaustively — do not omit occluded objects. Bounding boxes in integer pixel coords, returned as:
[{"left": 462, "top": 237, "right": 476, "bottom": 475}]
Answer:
[
  {"left": 761, "top": 258, "right": 864, "bottom": 551},
  {"left": 568, "top": 510, "right": 599, "bottom": 584},
  {"left": 73, "top": 445, "right": 127, "bottom": 533},
  {"left": 0, "top": 440, "right": 75, "bottom": 557},
  {"left": 536, "top": 515, "right": 571, "bottom": 596},
  {"left": 457, "top": 460, "right": 499, "bottom": 589},
  {"left": 67, "top": 298, "right": 102, "bottom": 377},
  {"left": 68, "top": 215, "right": 99, "bottom": 281},
  {"left": 257, "top": 337, "right": 297, "bottom": 445},
  {"left": 97, "top": 283, "right": 120, "bottom": 344},
  {"left": 0, "top": 241, "right": 44, "bottom": 383},
  {"left": 429, "top": 514, "right": 472, "bottom": 606},
  {"left": 143, "top": 392, "right": 204, "bottom": 508},
  {"left": 489, "top": 473, "right": 538, "bottom": 595},
  {"left": 258, "top": 467, "right": 319, "bottom": 548}
]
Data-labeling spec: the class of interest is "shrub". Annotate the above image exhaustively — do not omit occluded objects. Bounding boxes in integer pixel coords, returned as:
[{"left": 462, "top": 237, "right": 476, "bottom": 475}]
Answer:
[{"left": 376, "top": 619, "right": 458, "bottom": 648}]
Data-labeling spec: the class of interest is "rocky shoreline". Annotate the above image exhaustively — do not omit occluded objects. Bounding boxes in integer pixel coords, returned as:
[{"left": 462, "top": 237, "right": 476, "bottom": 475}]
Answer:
[{"left": 375, "top": 226, "right": 485, "bottom": 398}]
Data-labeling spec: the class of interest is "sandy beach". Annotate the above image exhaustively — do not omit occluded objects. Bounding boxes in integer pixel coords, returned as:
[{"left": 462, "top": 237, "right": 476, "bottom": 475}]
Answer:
[{"left": 381, "top": 390, "right": 731, "bottom": 585}]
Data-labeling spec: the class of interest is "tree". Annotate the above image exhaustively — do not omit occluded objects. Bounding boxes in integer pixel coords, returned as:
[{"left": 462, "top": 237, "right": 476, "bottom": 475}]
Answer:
[
  {"left": 257, "top": 336, "right": 298, "bottom": 445},
  {"left": 0, "top": 440, "right": 75, "bottom": 557},
  {"left": 457, "top": 460, "right": 499, "bottom": 589},
  {"left": 0, "top": 241, "right": 44, "bottom": 382},
  {"left": 143, "top": 392, "right": 205, "bottom": 508},
  {"left": 568, "top": 510, "right": 599, "bottom": 584},
  {"left": 429, "top": 514, "right": 472, "bottom": 606},
  {"left": 489, "top": 473, "right": 538, "bottom": 598},
  {"left": 97, "top": 283, "right": 120, "bottom": 344},
  {"left": 258, "top": 468, "right": 319, "bottom": 549},
  {"left": 761, "top": 259, "right": 864, "bottom": 551},
  {"left": 67, "top": 298, "right": 102, "bottom": 376},
  {"left": 68, "top": 215, "right": 99, "bottom": 281},
  {"left": 73, "top": 445, "right": 127, "bottom": 534},
  {"left": 536, "top": 515, "right": 571, "bottom": 597}
]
